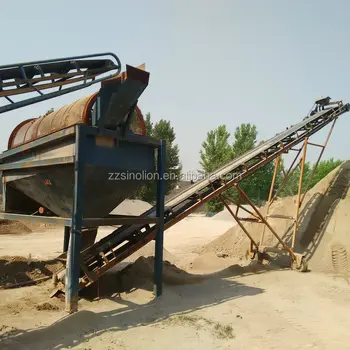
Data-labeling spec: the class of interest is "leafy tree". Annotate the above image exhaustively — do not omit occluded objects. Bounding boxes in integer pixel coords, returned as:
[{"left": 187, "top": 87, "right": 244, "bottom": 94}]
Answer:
[
  {"left": 232, "top": 123, "right": 257, "bottom": 158},
  {"left": 144, "top": 112, "right": 153, "bottom": 136},
  {"left": 132, "top": 114, "right": 181, "bottom": 203},
  {"left": 200, "top": 125, "right": 233, "bottom": 173},
  {"left": 277, "top": 161, "right": 312, "bottom": 197},
  {"left": 277, "top": 158, "right": 342, "bottom": 197},
  {"left": 309, "top": 158, "right": 342, "bottom": 188},
  {"left": 239, "top": 162, "right": 276, "bottom": 205},
  {"left": 199, "top": 125, "right": 233, "bottom": 212},
  {"left": 231, "top": 126, "right": 275, "bottom": 206}
]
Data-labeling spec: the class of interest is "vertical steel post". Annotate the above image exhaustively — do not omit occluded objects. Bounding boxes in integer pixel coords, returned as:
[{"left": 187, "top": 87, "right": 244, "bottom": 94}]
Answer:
[
  {"left": 301, "top": 119, "right": 337, "bottom": 204},
  {"left": 292, "top": 137, "right": 308, "bottom": 249},
  {"left": 63, "top": 226, "right": 70, "bottom": 253},
  {"left": 260, "top": 156, "right": 280, "bottom": 248},
  {"left": 271, "top": 148, "right": 302, "bottom": 203},
  {"left": 66, "top": 125, "right": 85, "bottom": 313},
  {"left": 154, "top": 140, "right": 165, "bottom": 297}
]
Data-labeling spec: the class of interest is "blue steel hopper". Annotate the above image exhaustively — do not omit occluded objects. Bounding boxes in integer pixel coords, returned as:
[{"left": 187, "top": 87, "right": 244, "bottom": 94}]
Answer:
[{"left": 2, "top": 65, "right": 155, "bottom": 219}]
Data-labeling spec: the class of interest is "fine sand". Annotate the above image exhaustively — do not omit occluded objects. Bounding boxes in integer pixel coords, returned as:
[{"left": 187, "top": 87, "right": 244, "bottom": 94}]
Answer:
[{"left": 200, "top": 160, "right": 350, "bottom": 277}]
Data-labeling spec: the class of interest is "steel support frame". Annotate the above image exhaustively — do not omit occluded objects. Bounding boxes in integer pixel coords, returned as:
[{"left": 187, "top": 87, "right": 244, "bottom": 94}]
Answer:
[
  {"left": 0, "top": 120, "right": 165, "bottom": 312},
  {"left": 59, "top": 102, "right": 349, "bottom": 291},
  {"left": 64, "top": 124, "right": 166, "bottom": 312},
  {"left": 218, "top": 187, "right": 295, "bottom": 261},
  {"left": 216, "top": 120, "right": 337, "bottom": 267},
  {"left": 262, "top": 118, "right": 337, "bottom": 251}
]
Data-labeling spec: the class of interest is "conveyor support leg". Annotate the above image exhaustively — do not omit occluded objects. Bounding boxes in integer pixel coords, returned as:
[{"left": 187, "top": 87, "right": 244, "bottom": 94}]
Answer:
[
  {"left": 154, "top": 140, "right": 166, "bottom": 297},
  {"left": 66, "top": 126, "right": 85, "bottom": 313}
]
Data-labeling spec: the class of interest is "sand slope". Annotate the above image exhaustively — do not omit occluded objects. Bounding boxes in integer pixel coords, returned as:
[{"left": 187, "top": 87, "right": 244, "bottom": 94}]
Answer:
[{"left": 200, "top": 160, "right": 350, "bottom": 276}]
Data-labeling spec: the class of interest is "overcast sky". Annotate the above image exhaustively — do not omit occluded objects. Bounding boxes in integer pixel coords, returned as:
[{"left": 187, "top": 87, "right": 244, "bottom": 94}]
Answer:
[{"left": 1, "top": 0, "right": 350, "bottom": 173}]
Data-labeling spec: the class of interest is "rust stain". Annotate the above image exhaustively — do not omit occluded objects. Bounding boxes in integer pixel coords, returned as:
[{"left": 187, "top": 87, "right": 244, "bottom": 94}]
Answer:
[{"left": 8, "top": 65, "right": 148, "bottom": 150}]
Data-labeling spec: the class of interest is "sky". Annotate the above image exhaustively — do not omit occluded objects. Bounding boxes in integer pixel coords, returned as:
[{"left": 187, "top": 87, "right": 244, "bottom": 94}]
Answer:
[{"left": 1, "top": 0, "right": 350, "bottom": 174}]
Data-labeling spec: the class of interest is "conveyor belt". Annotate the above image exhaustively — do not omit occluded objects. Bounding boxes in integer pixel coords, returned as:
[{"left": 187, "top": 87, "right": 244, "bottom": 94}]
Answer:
[
  {"left": 0, "top": 53, "right": 121, "bottom": 114},
  {"left": 79, "top": 102, "right": 350, "bottom": 288}
]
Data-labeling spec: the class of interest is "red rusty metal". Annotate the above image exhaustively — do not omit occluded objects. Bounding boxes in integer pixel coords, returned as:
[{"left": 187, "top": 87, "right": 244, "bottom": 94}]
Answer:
[{"left": 8, "top": 65, "right": 148, "bottom": 150}]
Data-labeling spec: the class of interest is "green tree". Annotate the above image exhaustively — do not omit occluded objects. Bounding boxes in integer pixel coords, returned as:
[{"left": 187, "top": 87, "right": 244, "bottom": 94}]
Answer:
[
  {"left": 231, "top": 125, "right": 275, "bottom": 205},
  {"left": 309, "top": 158, "right": 342, "bottom": 188},
  {"left": 277, "top": 161, "right": 312, "bottom": 197},
  {"left": 232, "top": 123, "right": 257, "bottom": 158},
  {"left": 200, "top": 125, "right": 233, "bottom": 173},
  {"left": 199, "top": 125, "right": 233, "bottom": 212},
  {"left": 132, "top": 114, "right": 181, "bottom": 203},
  {"left": 144, "top": 112, "right": 153, "bottom": 136},
  {"left": 277, "top": 158, "right": 342, "bottom": 197}
]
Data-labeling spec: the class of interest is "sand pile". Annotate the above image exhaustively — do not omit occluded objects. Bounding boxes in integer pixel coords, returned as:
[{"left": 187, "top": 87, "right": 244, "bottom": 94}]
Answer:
[
  {"left": 0, "top": 256, "right": 65, "bottom": 287},
  {"left": 111, "top": 199, "right": 152, "bottom": 216},
  {"left": 0, "top": 195, "right": 32, "bottom": 234},
  {"left": 199, "top": 160, "right": 350, "bottom": 275},
  {"left": 127, "top": 242, "right": 178, "bottom": 264},
  {"left": 0, "top": 220, "right": 31, "bottom": 235},
  {"left": 82, "top": 256, "right": 203, "bottom": 299},
  {"left": 300, "top": 161, "right": 350, "bottom": 275},
  {"left": 116, "top": 256, "right": 203, "bottom": 292}
]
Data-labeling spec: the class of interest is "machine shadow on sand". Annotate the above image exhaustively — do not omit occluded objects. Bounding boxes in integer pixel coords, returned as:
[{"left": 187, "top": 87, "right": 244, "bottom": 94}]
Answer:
[
  {"left": 0, "top": 262, "right": 265, "bottom": 350},
  {"left": 80, "top": 256, "right": 274, "bottom": 300}
]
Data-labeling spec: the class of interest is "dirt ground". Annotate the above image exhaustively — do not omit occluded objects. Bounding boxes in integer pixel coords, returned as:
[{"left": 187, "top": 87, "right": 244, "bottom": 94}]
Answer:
[{"left": 1, "top": 266, "right": 350, "bottom": 350}]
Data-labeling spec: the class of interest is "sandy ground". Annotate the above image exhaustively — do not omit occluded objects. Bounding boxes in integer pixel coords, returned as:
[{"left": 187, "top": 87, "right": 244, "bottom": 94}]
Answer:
[
  {"left": 1, "top": 268, "right": 350, "bottom": 349},
  {"left": 0, "top": 216, "right": 233, "bottom": 262},
  {"left": 0, "top": 227, "right": 115, "bottom": 261}
]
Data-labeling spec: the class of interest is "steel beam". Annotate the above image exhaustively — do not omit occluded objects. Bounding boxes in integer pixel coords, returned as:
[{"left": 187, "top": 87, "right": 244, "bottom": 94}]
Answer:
[
  {"left": 260, "top": 157, "right": 280, "bottom": 248},
  {"left": 63, "top": 226, "right": 70, "bottom": 253},
  {"left": 0, "top": 156, "right": 74, "bottom": 170},
  {"left": 154, "top": 140, "right": 165, "bottom": 297},
  {"left": 0, "top": 212, "right": 71, "bottom": 226},
  {"left": 300, "top": 118, "right": 337, "bottom": 204},
  {"left": 292, "top": 137, "right": 308, "bottom": 249},
  {"left": 82, "top": 216, "right": 158, "bottom": 227},
  {"left": 65, "top": 125, "right": 85, "bottom": 313}
]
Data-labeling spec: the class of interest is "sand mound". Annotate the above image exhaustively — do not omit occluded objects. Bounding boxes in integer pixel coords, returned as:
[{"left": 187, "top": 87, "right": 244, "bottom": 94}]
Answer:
[
  {"left": 127, "top": 242, "right": 178, "bottom": 264},
  {"left": 0, "top": 256, "right": 65, "bottom": 287},
  {"left": 82, "top": 256, "right": 203, "bottom": 299},
  {"left": 200, "top": 160, "right": 350, "bottom": 275},
  {"left": 118, "top": 256, "right": 203, "bottom": 291},
  {"left": 111, "top": 199, "right": 152, "bottom": 216},
  {"left": 300, "top": 161, "right": 350, "bottom": 275},
  {"left": 0, "top": 220, "right": 31, "bottom": 235},
  {"left": 0, "top": 194, "right": 52, "bottom": 233}
]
